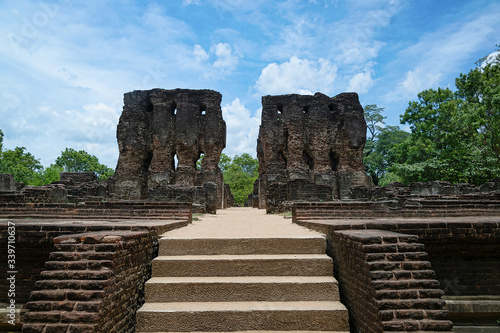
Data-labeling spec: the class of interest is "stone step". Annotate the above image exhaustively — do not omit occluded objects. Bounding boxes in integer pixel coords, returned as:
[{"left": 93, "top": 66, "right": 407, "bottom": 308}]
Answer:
[
  {"left": 152, "top": 254, "right": 333, "bottom": 277},
  {"left": 145, "top": 276, "right": 340, "bottom": 302},
  {"left": 135, "top": 301, "right": 349, "bottom": 332},
  {"left": 159, "top": 236, "right": 327, "bottom": 255}
]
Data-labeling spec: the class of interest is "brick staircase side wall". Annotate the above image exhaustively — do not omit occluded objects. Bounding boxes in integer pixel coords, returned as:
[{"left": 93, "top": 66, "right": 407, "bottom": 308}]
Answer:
[
  {"left": 330, "top": 229, "right": 453, "bottom": 332},
  {"left": 22, "top": 231, "right": 157, "bottom": 333},
  {"left": 0, "top": 219, "right": 189, "bottom": 307}
]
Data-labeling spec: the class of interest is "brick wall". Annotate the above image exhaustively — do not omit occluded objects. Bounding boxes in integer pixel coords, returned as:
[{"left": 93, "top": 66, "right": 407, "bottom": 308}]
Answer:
[
  {"left": 22, "top": 231, "right": 156, "bottom": 332},
  {"left": 0, "top": 219, "right": 189, "bottom": 308},
  {"left": 294, "top": 214, "right": 500, "bottom": 330},
  {"left": 292, "top": 198, "right": 500, "bottom": 221},
  {"left": 0, "top": 201, "right": 192, "bottom": 221},
  {"left": 330, "top": 229, "right": 452, "bottom": 332}
]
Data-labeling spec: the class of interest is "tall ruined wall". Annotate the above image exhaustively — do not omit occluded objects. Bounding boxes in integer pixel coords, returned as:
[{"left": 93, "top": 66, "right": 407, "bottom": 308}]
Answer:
[
  {"left": 256, "top": 92, "right": 370, "bottom": 212},
  {"left": 110, "top": 89, "right": 226, "bottom": 207}
]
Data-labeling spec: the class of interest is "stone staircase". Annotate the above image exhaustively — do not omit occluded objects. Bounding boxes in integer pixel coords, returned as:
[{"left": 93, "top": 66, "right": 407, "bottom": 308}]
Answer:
[{"left": 135, "top": 208, "right": 349, "bottom": 332}]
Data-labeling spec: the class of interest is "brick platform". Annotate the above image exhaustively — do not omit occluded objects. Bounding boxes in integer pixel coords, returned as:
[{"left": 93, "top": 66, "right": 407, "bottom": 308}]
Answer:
[{"left": 0, "top": 201, "right": 192, "bottom": 222}]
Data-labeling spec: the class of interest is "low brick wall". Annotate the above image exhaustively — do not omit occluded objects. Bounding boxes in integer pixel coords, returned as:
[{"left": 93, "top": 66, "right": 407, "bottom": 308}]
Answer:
[
  {"left": 330, "top": 229, "right": 452, "bottom": 332},
  {"left": 294, "top": 213, "right": 500, "bottom": 330},
  {"left": 292, "top": 197, "right": 500, "bottom": 221},
  {"left": 0, "top": 201, "right": 192, "bottom": 222},
  {"left": 22, "top": 231, "right": 155, "bottom": 332},
  {"left": 0, "top": 219, "right": 189, "bottom": 307}
]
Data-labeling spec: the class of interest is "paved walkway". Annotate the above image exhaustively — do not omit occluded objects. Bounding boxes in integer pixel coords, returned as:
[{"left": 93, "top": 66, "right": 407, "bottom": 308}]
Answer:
[{"left": 167, "top": 207, "right": 321, "bottom": 238}]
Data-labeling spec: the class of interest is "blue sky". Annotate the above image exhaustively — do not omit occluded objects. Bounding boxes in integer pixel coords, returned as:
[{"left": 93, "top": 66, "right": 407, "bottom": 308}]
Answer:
[{"left": 1, "top": 0, "right": 499, "bottom": 168}]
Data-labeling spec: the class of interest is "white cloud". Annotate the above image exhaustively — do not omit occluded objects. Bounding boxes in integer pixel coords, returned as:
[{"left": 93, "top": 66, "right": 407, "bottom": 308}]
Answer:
[
  {"left": 194, "top": 42, "right": 242, "bottom": 79},
  {"left": 222, "top": 98, "right": 261, "bottom": 157},
  {"left": 347, "top": 70, "right": 374, "bottom": 93},
  {"left": 193, "top": 44, "right": 209, "bottom": 62},
  {"left": 400, "top": 68, "right": 441, "bottom": 96},
  {"left": 255, "top": 57, "right": 338, "bottom": 96},
  {"left": 183, "top": 0, "right": 201, "bottom": 6},
  {"left": 211, "top": 42, "right": 241, "bottom": 74}
]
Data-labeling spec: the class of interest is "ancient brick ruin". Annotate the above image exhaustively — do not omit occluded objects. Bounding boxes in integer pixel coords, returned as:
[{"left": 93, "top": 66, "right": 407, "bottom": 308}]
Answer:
[
  {"left": 109, "top": 88, "right": 227, "bottom": 212},
  {"left": 1, "top": 88, "right": 500, "bottom": 332},
  {"left": 254, "top": 92, "right": 371, "bottom": 212}
]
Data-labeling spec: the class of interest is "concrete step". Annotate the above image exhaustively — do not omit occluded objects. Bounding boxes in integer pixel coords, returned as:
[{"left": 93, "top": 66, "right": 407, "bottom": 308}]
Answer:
[
  {"left": 152, "top": 254, "right": 333, "bottom": 277},
  {"left": 135, "top": 301, "right": 349, "bottom": 332},
  {"left": 145, "top": 276, "right": 340, "bottom": 302},
  {"left": 159, "top": 236, "right": 327, "bottom": 255}
]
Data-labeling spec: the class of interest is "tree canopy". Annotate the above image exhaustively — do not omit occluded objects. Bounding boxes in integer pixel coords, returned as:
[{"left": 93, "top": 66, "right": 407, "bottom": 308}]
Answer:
[
  {"left": 220, "top": 153, "right": 259, "bottom": 206},
  {"left": 363, "top": 106, "right": 408, "bottom": 186},
  {"left": 55, "top": 148, "right": 114, "bottom": 180},
  {"left": 390, "top": 50, "right": 500, "bottom": 184},
  {"left": 0, "top": 131, "right": 114, "bottom": 185}
]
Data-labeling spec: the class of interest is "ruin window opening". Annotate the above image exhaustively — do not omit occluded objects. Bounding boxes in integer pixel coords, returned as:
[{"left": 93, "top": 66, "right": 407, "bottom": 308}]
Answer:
[
  {"left": 303, "top": 150, "right": 314, "bottom": 170},
  {"left": 196, "top": 152, "right": 204, "bottom": 170},
  {"left": 328, "top": 103, "right": 337, "bottom": 112},
  {"left": 279, "top": 150, "right": 287, "bottom": 168},
  {"left": 173, "top": 153, "right": 178, "bottom": 170},
  {"left": 329, "top": 151, "right": 339, "bottom": 171},
  {"left": 200, "top": 103, "right": 207, "bottom": 116},
  {"left": 277, "top": 104, "right": 283, "bottom": 115},
  {"left": 143, "top": 151, "right": 154, "bottom": 173},
  {"left": 171, "top": 101, "right": 178, "bottom": 116},
  {"left": 303, "top": 105, "right": 310, "bottom": 114},
  {"left": 146, "top": 100, "right": 154, "bottom": 112}
]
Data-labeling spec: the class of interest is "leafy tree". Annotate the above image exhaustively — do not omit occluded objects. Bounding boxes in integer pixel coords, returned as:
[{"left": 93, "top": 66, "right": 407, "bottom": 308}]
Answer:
[
  {"left": 218, "top": 153, "right": 232, "bottom": 172},
  {"left": 364, "top": 104, "right": 386, "bottom": 140},
  {"left": 32, "top": 165, "right": 64, "bottom": 186},
  {"left": 363, "top": 105, "right": 407, "bottom": 185},
  {"left": 55, "top": 148, "right": 114, "bottom": 180},
  {"left": 221, "top": 153, "right": 259, "bottom": 206},
  {"left": 392, "top": 50, "right": 500, "bottom": 184},
  {"left": 0, "top": 129, "right": 4, "bottom": 152},
  {"left": 0, "top": 146, "right": 43, "bottom": 184}
]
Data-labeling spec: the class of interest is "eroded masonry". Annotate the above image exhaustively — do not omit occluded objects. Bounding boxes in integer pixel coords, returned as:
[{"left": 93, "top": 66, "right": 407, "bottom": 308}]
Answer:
[
  {"left": 253, "top": 92, "right": 371, "bottom": 212},
  {"left": 109, "top": 89, "right": 229, "bottom": 211}
]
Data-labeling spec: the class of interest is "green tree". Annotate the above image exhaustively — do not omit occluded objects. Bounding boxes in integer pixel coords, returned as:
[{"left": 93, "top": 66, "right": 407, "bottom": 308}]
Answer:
[
  {"left": 55, "top": 148, "right": 114, "bottom": 180},
  {"left": 0, "top": 146, "right": 43, "bottom": 184},
  {"left": 32, "top": 165, "right": 64, "bottom": 186},
  {"left": 363, "top": 105, "right": 407, "bottom": 185},
  {"left": 392, "top": 50, "right": 500, "bottom": 184},
  {"left": 221, "top": 153, "right": 259, "bottom": 206},
  {"left": 364, "top": 104, "right": 386, "bottom": 140}
]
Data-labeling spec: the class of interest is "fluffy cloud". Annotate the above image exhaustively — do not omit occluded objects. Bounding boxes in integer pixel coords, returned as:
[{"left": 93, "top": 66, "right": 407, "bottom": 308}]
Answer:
[
  {"left": 255, "top": 57, "right": 338, "bottom": 96},
  {"left": 211, "top": 43, "right": 241, "bottom": 75},
  {"left": 222, "top": 98, "right": 261, "bottom": 157},
  {"left": 347, "top": 70, "right": 374, "bottom": 93},
  {"left": 193, "top": 43, "right": 242, "bottom": 78},
  {"left": 400, "top": 68, "right": 441, "bottom": 97},
  {"left": 193, "top": 44, "right": 210, "bottom": 62}
]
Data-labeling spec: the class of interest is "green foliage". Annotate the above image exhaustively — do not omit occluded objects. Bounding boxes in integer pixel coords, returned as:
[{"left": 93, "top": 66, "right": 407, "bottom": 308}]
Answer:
[
  {"left": 364, "top": 104, "right": 386, "bottom": 140},
  {"left": 32, "top": 165, "right": 64, "bottom": 186},
  {"left": 0, "top": 129, "right": 3, "bottom": 152},
  {"left": 218, "top": 153, "right": 232, "bottom": 172},
  {"left": 363, "top": 104, "right": 408, "bottom": 185},
  {"left": 392, "top": 51, "right": 500, "bottom": 185},
  {"left": 55, "top": 148, "right": 114, "bottom": 180},
  {"left": 222, "top": 153, "right": 259, "bottom": 206},
  {"left": 0, "top": 146, "right": 43, "bottom": 184}
]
